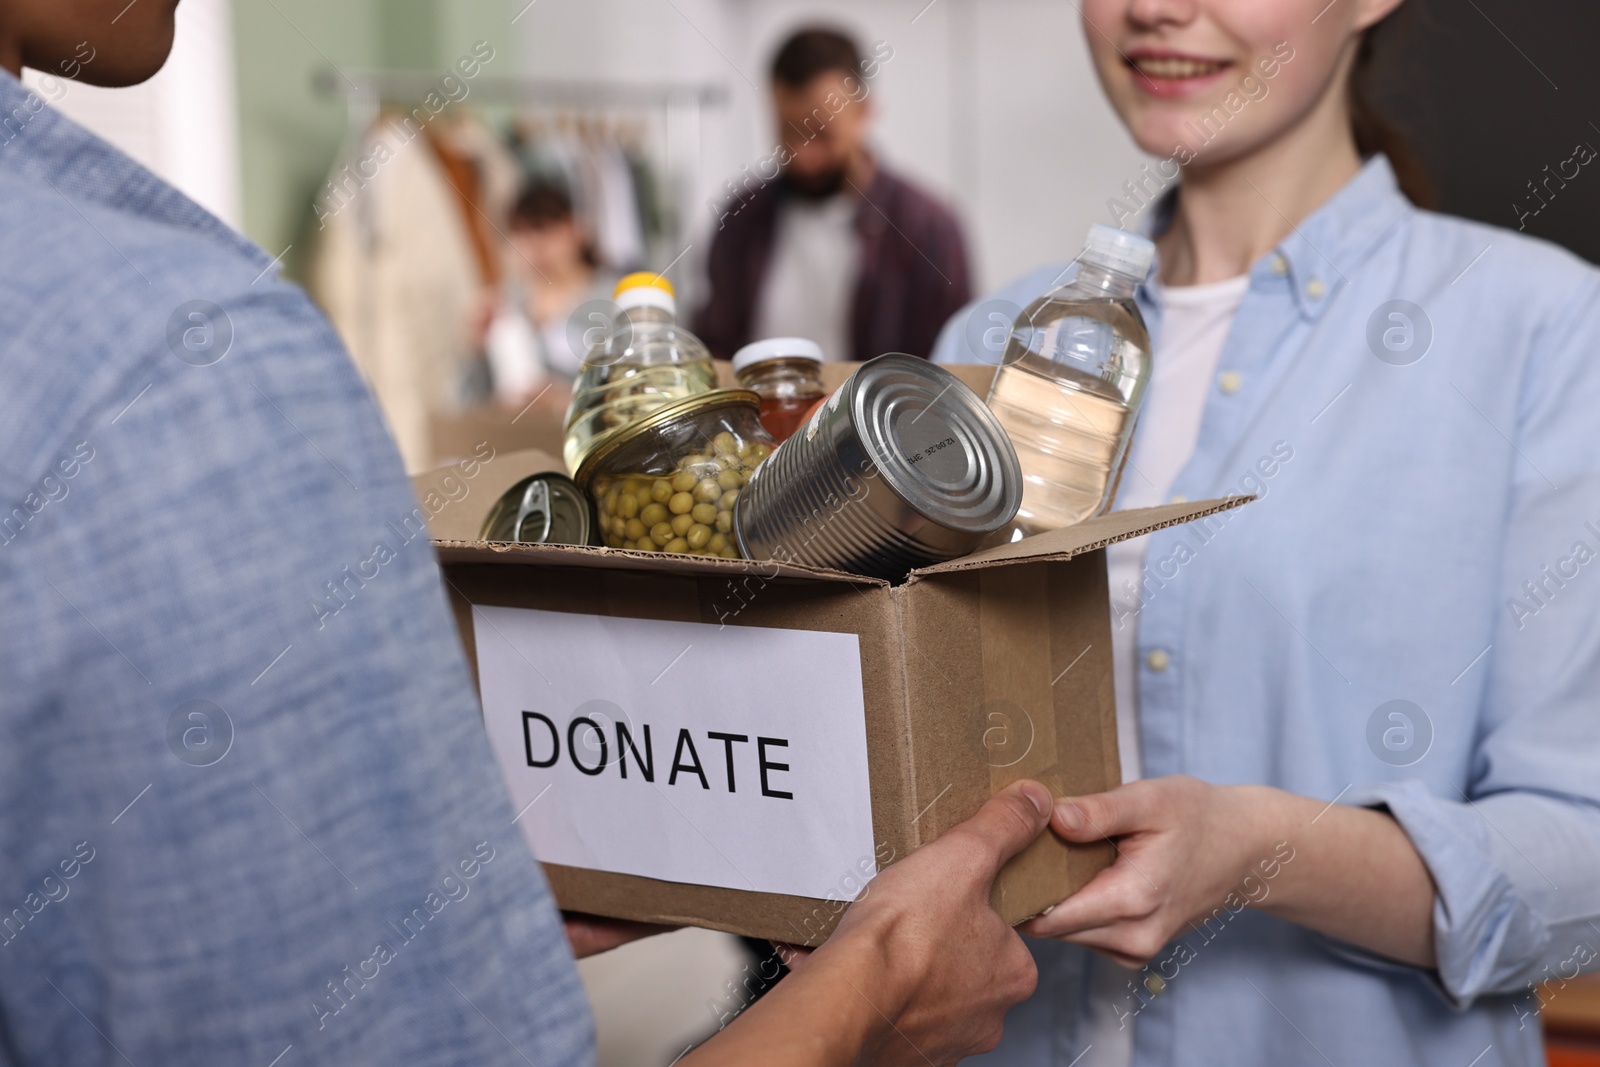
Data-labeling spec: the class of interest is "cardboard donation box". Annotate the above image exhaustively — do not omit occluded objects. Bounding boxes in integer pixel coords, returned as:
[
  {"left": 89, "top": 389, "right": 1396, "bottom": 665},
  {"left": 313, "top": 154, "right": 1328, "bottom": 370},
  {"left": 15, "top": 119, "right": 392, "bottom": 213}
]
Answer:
[{"left": 417, "top": 443, "right": 1248, "bottom": 947}]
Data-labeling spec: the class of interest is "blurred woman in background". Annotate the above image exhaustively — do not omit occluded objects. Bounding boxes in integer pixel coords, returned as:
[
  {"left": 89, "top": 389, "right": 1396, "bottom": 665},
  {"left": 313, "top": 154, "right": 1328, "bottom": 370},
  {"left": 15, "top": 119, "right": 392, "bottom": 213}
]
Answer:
[
  {"left": 936, "top": 1, "right": 1600, "bottom": 1065},
  {"left": 484, "top": 180, "right": 618, "bottom": 412}
]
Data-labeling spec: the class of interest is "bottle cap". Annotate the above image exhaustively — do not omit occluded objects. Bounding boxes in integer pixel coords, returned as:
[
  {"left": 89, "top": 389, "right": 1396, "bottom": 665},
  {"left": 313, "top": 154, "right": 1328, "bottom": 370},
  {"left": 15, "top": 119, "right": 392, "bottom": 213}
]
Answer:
[
  {"left": 1082, "top": 224, "right": 1156, "bottom": 280},
  {"left": 614, "top": 272, "right": 676, "bottom": 314},
  {"left": 732, "top": 337, "right": 825, "bottom": 373}
]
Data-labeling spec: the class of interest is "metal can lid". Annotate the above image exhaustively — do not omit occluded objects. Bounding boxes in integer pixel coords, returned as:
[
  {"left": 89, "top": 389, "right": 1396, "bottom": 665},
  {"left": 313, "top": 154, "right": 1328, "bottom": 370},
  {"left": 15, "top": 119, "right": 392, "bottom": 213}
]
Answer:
[
  {"left": 480, "top": 473, "right": 595, "bottom": 545},
  {"left": 573, "top": 389, "right": 761, "bottom": 489},
  {"left": 848, "top": 353, "right": 1021, "bottom": 534}
]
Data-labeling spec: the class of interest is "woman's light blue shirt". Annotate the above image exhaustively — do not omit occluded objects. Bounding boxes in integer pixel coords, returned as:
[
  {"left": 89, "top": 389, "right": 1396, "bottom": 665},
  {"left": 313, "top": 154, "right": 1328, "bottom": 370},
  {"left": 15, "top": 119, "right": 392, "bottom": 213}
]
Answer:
[{"left": 934, "top": 157, "right": 1600, "bottom": 1067}]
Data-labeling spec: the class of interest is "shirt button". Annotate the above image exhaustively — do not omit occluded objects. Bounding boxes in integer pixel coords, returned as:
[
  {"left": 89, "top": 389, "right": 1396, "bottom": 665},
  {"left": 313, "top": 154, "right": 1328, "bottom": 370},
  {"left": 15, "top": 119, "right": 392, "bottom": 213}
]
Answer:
[
  {"left": 1144, "top": 973, "right": 1167, "bottom": 996},
  {"left": 1218, "top": 370, "right": 1242, "bottom": 394},
  {"left": 1145, "top": 649, "right": 1170, "bottom": 672},
  {"left": 1306, "top": 278, "right": 1327, "bottom": 298},
  {"left": 1270, "top": 254, "right": 1289, "bottom": 275}
]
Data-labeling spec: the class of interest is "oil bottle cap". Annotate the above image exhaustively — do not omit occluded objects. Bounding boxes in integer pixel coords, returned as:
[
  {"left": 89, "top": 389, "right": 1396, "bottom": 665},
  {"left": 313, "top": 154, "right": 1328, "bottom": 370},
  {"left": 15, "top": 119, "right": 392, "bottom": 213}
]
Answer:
[
  {"left": 732, "top": 337, "right": 825, "bottom": 373},
  {"left": 1083, "top": 224, "right": 1156, "bottom": 280},
  {"left": 614, "top": 272, "right": 676, "bottom": 314}
]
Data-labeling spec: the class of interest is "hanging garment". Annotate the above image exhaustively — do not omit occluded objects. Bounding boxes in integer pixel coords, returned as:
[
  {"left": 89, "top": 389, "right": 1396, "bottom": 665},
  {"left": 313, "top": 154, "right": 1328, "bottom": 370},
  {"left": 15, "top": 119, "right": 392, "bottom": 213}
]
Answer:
[
  {"left": 433, "top": 113, "right": 524, "bottom": 286},
  {"left": 589, "top": 135, "right": 645, "bottom": 271},
  {"left": 308, "top": 110, "right": 480, "bottom": 471}
]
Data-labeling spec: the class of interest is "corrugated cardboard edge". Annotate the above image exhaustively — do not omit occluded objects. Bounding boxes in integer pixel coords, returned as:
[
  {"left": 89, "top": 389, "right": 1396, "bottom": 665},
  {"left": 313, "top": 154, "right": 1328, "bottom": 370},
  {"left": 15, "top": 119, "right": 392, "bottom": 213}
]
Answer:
[
  {"left": 411, "top": 447, "right": 566, "bottom": 542},
  {"left": 907, "top": 495, "right": 1256, "bottom": 579},
  {"left": 888, "top": 586, "right": 922, "bottom": 849},
  {"left": 433, "top": 495, "right": 1252, "bottom": 587},
  {"left": 434, "top": 538, "right": 887, "bottom": 588},
  {"left": 541, "top": 865, "right": 857, "bottom": 944},
  {"left": 890, "top": 554, "right": 1121, "bottom": 928}
]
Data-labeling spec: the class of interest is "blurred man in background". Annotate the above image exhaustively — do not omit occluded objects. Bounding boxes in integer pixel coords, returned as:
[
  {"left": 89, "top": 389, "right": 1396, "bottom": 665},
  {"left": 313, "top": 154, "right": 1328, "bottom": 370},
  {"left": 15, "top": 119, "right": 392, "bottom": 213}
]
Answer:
[{"left": 696, "top": 27, "right": 971, "bottom": 362}]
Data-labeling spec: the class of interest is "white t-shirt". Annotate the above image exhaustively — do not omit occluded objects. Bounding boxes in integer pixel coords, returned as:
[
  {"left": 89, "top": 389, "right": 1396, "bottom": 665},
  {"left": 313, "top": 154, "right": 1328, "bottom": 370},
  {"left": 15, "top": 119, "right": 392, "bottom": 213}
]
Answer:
[
  {"left": 1084, "top": 272, "right": 1250, "bottom": 1065},
  {"left": 753, "top": 193, "right": 859, "bottom": 362}
]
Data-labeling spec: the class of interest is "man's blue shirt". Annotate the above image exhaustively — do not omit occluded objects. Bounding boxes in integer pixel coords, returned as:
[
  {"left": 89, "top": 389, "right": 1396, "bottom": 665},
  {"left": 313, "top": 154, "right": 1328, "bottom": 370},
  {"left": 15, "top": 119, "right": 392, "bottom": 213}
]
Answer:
[{"left": 0, "top": 71, "right": 592, "bottom": 1065}]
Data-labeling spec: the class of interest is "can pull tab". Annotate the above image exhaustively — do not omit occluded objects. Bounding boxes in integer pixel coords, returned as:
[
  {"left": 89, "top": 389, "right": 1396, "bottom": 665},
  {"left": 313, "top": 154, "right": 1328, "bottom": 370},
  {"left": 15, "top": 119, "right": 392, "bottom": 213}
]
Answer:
[{"left": 512, "top": 478, "right": 553, "bottom": 543}]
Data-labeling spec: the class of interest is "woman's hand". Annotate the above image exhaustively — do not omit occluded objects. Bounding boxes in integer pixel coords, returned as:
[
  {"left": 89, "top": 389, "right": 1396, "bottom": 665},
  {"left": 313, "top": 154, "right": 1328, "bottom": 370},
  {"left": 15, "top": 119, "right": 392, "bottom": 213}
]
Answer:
[
  {"left": 1021, "top": 776, "right": 1437, "bottom": 970},
  {"left": 1019, "top": 777, "right": 1289, "bottom": 967}
]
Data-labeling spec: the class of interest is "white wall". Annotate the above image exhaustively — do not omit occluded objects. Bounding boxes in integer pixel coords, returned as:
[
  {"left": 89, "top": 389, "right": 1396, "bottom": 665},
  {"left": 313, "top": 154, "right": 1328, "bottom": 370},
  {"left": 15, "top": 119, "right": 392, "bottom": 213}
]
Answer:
[
  {"left": 23, "top": 0, "right": 243, "bottom": 229},
  {"left": 516, "top": 0, "right": 1152, "bottom": 294}
]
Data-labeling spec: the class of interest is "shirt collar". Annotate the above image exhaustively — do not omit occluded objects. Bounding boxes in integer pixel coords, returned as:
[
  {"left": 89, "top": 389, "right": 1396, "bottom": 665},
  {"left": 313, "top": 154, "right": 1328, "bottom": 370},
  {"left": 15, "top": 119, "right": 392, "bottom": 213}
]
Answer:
[
  {"left": 0, "top": 70, "right": 266, "bottom": 268},
  {"left": 1139, "top": 155, "right": 1413, "bottom": 322}
]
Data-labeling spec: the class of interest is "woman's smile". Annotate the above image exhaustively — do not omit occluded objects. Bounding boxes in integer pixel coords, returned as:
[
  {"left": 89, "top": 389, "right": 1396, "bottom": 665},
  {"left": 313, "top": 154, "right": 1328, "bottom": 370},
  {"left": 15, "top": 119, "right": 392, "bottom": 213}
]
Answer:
[{"left": 1124, "top": 47, "right": 1237, "bottom": 98}]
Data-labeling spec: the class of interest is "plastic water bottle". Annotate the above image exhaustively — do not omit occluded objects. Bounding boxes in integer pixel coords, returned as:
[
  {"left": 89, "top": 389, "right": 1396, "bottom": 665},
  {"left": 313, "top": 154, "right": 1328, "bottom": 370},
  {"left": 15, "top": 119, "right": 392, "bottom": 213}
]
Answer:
[{"left": 985, "top": 225, "right": 1155, "bottom": 540}]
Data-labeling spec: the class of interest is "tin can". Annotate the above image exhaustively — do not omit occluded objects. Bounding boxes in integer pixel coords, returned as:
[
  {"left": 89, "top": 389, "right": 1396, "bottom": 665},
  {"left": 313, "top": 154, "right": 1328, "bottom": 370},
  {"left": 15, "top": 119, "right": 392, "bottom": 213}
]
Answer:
[
  {"left": 479, "top": 472, "right": 596, "bottom": 546},
  {"left": 734, "top": 353, "right": 1021, "bottom": 581}
]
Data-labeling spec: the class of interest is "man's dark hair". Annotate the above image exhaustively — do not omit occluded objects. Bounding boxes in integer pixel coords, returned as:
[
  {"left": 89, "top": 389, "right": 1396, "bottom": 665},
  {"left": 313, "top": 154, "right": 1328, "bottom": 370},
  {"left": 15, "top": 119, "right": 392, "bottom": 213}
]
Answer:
[{"left": 770, "top": 27, "right": 862, "bottom": 89}]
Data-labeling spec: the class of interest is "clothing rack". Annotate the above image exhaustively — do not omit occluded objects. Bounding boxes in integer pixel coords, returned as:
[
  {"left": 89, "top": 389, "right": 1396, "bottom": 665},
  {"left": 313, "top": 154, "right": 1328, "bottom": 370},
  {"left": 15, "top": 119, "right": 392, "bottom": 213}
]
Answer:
[
  {"left": 315, "top": 68, "right": 729, "bottom": 107},
  {"left": 306, "top": 66, "right": 730, "bottom": 466},
  {"left": 314, "top": 69, "right": 728, "bottom": 146}
]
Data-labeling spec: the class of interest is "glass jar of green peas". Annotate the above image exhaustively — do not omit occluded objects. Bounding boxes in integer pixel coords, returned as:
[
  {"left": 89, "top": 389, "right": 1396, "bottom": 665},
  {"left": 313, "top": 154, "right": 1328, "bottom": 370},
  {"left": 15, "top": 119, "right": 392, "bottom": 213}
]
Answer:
[{"left": 572, "top": 390, "right": 775, "bottom": 557}]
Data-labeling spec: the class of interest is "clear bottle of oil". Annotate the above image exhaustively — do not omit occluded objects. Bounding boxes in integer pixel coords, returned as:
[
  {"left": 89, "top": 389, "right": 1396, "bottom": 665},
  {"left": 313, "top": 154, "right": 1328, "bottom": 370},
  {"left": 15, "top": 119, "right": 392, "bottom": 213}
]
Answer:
[
  {"left": 985, "top": 225, "right": 1155, "bottom": 541},
  {"left": 562, "top": 273, "right": 716, "bottom": 473}
]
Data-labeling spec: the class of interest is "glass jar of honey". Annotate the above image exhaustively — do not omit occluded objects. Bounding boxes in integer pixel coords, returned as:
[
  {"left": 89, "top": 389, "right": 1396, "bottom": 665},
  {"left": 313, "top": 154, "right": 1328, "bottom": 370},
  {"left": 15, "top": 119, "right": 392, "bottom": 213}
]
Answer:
[{"left": 732, "top": 338, "right": 827, "bottom": 443}]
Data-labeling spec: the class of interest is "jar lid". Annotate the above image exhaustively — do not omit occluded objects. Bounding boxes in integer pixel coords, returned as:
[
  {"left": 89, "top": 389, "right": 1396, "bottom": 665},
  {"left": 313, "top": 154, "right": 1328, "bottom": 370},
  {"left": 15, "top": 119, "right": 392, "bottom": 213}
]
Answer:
[
  {"left": 615, "top": 272, "right": 676, "bottom": 315},
  {"left": 573, "top": 389, "right": 762, "bottom": 489},
  {"left": 732, "top": 337, "right": 824, "bottom": 373}
]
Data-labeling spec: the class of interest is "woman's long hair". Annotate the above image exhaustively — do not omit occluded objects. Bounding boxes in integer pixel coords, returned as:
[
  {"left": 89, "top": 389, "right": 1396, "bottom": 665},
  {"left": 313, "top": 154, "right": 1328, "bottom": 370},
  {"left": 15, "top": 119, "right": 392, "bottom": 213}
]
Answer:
[{"left": 1349, "top": 4, "right": 1437, "bottom": 208}]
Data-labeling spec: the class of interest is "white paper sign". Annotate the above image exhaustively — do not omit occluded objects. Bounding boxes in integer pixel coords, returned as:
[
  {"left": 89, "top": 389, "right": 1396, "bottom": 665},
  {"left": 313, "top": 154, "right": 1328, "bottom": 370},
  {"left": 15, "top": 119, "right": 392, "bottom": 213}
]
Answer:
[{"left": 473, "top": 605, "right": 877, "bottom": 901}]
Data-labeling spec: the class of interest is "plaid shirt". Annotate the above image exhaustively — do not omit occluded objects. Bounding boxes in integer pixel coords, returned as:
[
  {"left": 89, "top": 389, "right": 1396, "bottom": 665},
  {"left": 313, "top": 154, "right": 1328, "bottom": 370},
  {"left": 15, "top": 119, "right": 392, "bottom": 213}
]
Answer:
[{"left": 694, "top": 163, "right": 972, "bottom": 361}]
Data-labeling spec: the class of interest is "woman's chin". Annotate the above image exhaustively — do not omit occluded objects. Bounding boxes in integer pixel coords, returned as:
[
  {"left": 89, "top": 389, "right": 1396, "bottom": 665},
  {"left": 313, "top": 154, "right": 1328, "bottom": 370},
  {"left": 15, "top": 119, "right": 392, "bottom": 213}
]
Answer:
[{"left": 1124, "top": 117, "right": 1202, "bottom": 160}]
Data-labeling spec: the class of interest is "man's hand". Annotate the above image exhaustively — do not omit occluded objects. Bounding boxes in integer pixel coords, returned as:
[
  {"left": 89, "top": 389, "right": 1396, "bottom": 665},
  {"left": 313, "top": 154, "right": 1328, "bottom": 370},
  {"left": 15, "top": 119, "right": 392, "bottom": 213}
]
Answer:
[
  {"left": 1020, "top": 776, "right": 1436, "bottom": 969},
  {"left": 562, "top": 912, "right": 676, "bottom": 959},
  {"left": 684, "top": 779, "right": 1054, "bottom": 1067}
]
